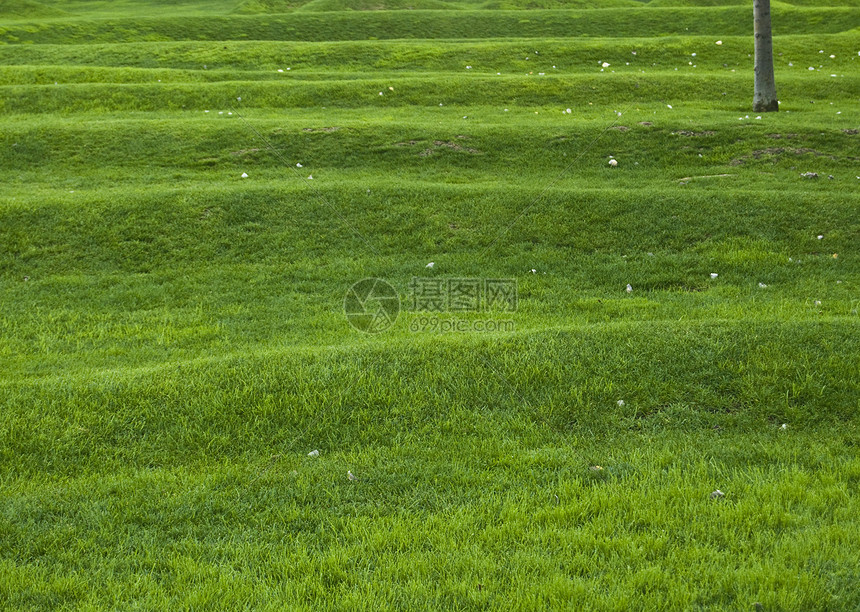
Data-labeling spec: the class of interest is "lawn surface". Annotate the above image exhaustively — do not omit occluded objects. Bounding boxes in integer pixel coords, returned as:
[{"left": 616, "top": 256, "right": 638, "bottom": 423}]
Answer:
[{"left": 1, "top": 0, "right": 859, "bottom": 609}]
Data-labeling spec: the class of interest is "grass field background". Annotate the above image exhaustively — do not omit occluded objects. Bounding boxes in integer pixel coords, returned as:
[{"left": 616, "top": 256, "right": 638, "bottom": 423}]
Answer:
[{"left": 1, "top": 0, "right": 859, "bottom": 609}]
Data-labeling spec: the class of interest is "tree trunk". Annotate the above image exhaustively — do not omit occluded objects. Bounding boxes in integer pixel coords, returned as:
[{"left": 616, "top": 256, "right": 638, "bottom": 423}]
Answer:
[{"left": 753, "top": 0, "right": 778, "bottom": 112}]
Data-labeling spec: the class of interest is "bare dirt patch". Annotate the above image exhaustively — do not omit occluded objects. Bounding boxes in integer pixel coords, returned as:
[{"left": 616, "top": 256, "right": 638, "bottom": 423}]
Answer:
[
  {"left": 396, "top": 139, "right": 481, "bottom": 156},
  {"left": 730, "top": 147, "right": 839, "bottom": 166},
  {"left": 672, "top": 130, "right": 715, "bottom": 137}
]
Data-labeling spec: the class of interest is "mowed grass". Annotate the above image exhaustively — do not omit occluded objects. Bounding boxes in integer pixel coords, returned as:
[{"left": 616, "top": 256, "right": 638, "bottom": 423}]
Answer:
[{"left": 1, "top": 0, "right": 859, "bottom": 609}]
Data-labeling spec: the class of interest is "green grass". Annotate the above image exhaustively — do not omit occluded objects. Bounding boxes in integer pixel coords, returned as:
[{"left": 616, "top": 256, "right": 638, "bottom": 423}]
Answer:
[
  {"left": 0, "top": 7, "right": 858, "bottom": 44},
  {"left": 1, "top": 0, "right": 859, "bottom": 609}
]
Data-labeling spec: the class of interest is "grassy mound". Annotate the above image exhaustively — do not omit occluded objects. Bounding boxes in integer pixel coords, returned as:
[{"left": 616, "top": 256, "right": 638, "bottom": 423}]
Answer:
[{"left": 1, "top": 0, "right": 859, "bottom": 608}]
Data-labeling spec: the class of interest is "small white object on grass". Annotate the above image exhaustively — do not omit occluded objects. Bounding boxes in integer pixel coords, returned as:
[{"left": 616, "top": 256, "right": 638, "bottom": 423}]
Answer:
[
  {"left": 710, "top": 490, "right": 725, "bottom": 499},
  {"left": 817, "top": 235, "right": 824, "bottom": 239},
  {"left": 609, "top": 159, "right": 618, "bottom": 167},
  {"left": 347, "top": 470, "right": 357, "bottom": 481},
  {"left": 716, "top": 40, "right": 722, "bottom": 45},
  {"left": 710, "top": 273, "right": 719, "bottom": 279},
  {"left": 781, "top": 423, "right": 788, "bottom": 430},
  {"left": 617, "top": 400, "right": 625, "bottom": 407},
  {"left": 308, "top": 449, "right": 320, "bottom": 457},
  {"left": 626, "top": 284, "right": 633, "bottom": 293},
  {"left": 602, "top": 62, "right": 610, "bottom": 68},
  {"left": 307, "top": 175, "right": 313, "bottom": 180},
  {"left": 241, "top": 172, "right": 248, "bottom": 178},
  {"left": 426, "top": 262, "right": 435, "bottom": 268},
  {"left": 296, "top": 162, "right": 303, "bottom": 168},
  {"left": 758, "top": 282, "right": 768, "bottom": 289},
  {"left": 530, "top": 269, "right": 537, "bottom": 274}
]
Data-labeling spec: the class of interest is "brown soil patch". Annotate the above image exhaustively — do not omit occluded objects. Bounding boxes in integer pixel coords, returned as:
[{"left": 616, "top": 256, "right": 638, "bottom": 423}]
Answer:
[
  {"left": 730, "top": 147, "right": 838, "bottom": 166},
  {"left": 413, "top": 140, "right": 481, "bottom": 156},
  {"left": 672, "top": 130, "right": 715, "bottom": 137}
]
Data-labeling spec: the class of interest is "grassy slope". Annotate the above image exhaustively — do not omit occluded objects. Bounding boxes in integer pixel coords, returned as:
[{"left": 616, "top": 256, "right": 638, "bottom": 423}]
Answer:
[{"left": 1, "top": 0, "right": 859, "bottom": 610}]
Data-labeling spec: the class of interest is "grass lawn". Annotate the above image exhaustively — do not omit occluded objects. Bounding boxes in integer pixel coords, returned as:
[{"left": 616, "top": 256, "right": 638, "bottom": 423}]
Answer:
[{"left": 1, "top": 0, "right": 859, "bottom": 609}]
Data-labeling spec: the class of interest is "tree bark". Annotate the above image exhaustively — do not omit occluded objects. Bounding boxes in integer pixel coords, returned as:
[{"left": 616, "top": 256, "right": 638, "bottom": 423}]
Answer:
[{"left": 753, "top": 0, "right": 778, "bottom": 112}]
